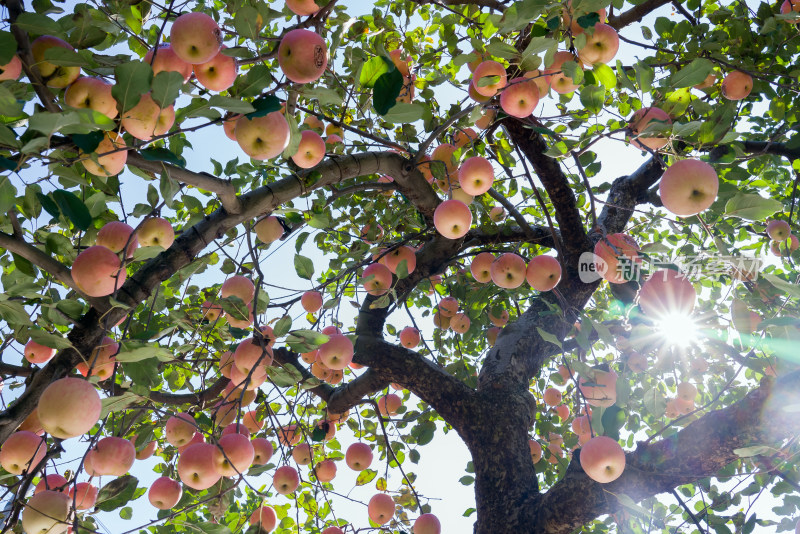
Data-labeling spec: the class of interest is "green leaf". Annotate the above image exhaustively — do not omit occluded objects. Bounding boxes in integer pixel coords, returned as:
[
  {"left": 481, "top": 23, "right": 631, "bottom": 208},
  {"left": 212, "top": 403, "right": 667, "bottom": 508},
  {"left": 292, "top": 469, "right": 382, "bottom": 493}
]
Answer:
[
  {"left": 27, "top": 330, "right": 72, "bottom": 350},
  {"left": 112, "top": 61, "right": 154, "bottom": 113},
  {"left": 294, "top": 254, "right": 315, "bottom": 280},
  {"left": 246, "top": 95, "right": 282, "bottom": 118},
  {"left": 0, "top": 299, "right": 32, "bottom": 326},
  {"left": 140, "top": 147, "right": 186, "bottom": 168},
  {"left": 762, "top": 274, "right": 800, "bottom": 299},
  {"left": 643, "top": 386, "right": 666, "bottom": 417},
  {"left": 208, "top": 95, "right": 255, "bottom": 114},
  {"left": 52, "top": 189, "right": 92, "bottom": 231},
  {"left": 43, "top": 46, "right": 90, "bottom": 68},
  {"left": 150, "top": 70, "right": 184, "bottom": 108},
  {"left": 116, "top": 340, "right": 174, "bottom": 362},
  {"left": 0, "top": 85, "right": 24, "bottom": 117},
  {"left": 95, "top": 475, "right": 139, "bottom": 512},
  {"left": 36, "top": 192, "right": 60, "bottom": 220},
  {"left": 12, "top": 253, "right": 36, "bottom": 277},
  {"left": 734, "top": 445, "right": 775, "bottom": 457},
  {"left": 600, "top": 405, "right": 626, "bottom": 440},
  {"left": 282, "top": 112, "right": 301, "bottom": 159},
  {"left": 0, "top": 176, "right": 17, "bottom": 213},
  {"left": 459, "top": 475, "right": 475, "bottom": 485},
  {"left": 0, "top": 32, "right": 17, "bottom": 65},
  {"left": 593, "top": 63, "right": 617, "bottom": 89},
  {"left": 196, "top": 523, "right": 233, "bottom": 534},
  {"left": 235, "top": 64, "right": 272, "bottom": 98},
  {"left": 71, "top": 131, "right": 104, "bottom": 153},
  {"left": 634, "top": 62, "right": 654, "bottom": 93},
  {"left": 382, "top": 103, "right": 425, "bottom": 124},
  {"left": 286, "top": 329, "right": 329, "bottom": 348},
  {"left": 359, "top": 56, "right": 393, "bottom": 88},
  {"left": 273, "top": 315, "right": 292, "bottom": 338},
  {"left": 667, "top": 58, "right": 713, "bottom": 89},
  {"left": 579, "top": 85, "right": 605, "bottom": 114},
  {"left": 724, "top": 193, "right": 782, "bottom": 220},
  {"left": 13, "top": 12, "right": 61, "bottom": 35},
  {"left": 485, "top": 41, "right": 519, "bottom": 60},
  {"left": 373, "top": 68, "right": 405, "bottom": 115},
  {"left": 123, "top": 359, "right": 160, "bottom": 389},
  {"left": 536, "top": 327, "right": 562, "bottom": 349},
  {"left": 232, "top": 5, "right": 261, "bottom": 40},
  {"left": 356, "top": 468, "right": 378, "bottom": 486},
  {"left": 265, "top": 363, "right": 303, "bottom": 387},
  {"left": 100, "top": 392, "right": 140, "bottom": 418},
  {"left": 219, "top": 295, "right": 249, "bottom": 321}
]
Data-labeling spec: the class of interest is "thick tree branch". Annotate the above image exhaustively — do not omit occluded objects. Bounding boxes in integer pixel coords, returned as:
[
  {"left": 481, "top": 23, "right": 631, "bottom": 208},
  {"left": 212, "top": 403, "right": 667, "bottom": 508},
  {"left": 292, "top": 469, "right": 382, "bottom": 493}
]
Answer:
[
  {"left": 607, "top": 0, "right": 673, "bottom": 30},
  {"left": 596, "top": 156, "right": 664, "bottom": 234},
  {"left": 410, "top": 0, "right": 507, "bottom": 11},
  {"left": 463, "top": 225, "right": 557, "bottom": 250},
  {"left": 104, "top": 376, "right": 230, "bottom": 405},
  {"left": 532, "top": 371, "right": 800, "bottom": 533}
]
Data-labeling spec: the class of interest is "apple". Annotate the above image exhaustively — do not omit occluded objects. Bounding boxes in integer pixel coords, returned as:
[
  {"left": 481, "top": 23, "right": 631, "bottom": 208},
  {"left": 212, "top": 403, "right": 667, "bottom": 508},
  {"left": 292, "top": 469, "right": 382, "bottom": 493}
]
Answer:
[
  {"left": 472, "top": 60, "right": 508, "bottom": 97},
  {"left": 360, "top": 223, "right": 385, "bottom": 243},
  {"left": 177, "top": 431, "right": 206, "bottom": 454},
  {"left": 221, "top": 275, "right": 255, "bottom": 304},
  {"left": 286, "top": 0, "right": 321, "bottom": 15},
  {"left": 234, "top": 337, "right": 274, "bottom": 374},
  {"left": 89, "top": 436, "right": 135, "bottom": 476},
  {"left": 97, "top": 221, "right": 138, "bottom": 258},
  {"left": 450, "top": 312, "right": 471, "bottom": 334},
  {"left": 414, "top": 513, "right": 441, "bottom": 534},
  {"left": 133, "top": 437, "right": 156, "bottom": 460},
  {"left": 543, "top": 387, "right": 562, "bottom": 406},
  {"left": 368, "top": 493, "right": 395, "bottom": 525},
  {"left": 178, "top": 443, "right": 221, "bottom": 490},
  {"left": 556, "top": 404, "right": 570, "bottom": 420},
  {"left": 390, "top": 49, "right": 411, "bottom": 77},
  {"left": 475, "top": 110, "right": 496, "bottom": 130},
  {"left": 362, "top": 262, "right": 393, "bottom": 296},
  {"left": 304, "top": 114, "right": 325, "bottom": 132},
  {"left": 377, "top": 393, "right": 402, "bottom": 416},
  {"left": 249, "top": 506, "right": 277, "bottom": 534},
  {"left": 317, "top": 334, "right": 354, "bottom": 370},
  {"left": 772, "top": 234, "right": 800, "bottom": 255},
  {"left": 562, "top": 2, "right": 607, "bottom": 33},
  {"left": 579, "top": 435, "right": 625, "bottom": 483},
  {"left": 292, "top": 129, "right": 326, "bottom": 168},
  {"left": 431, "top": 143, "right": 459, "bottom": 178},
  {"left": 235, "top": 112, "right": 291, "bottom": 160},
  {"left": 468, "top": 80, "right": 492, "bottom": 103},
  {"left": 0, "top": 431, "right": 46, "bottom": 474},
  {"left": 82, "top": 132, "right": 128, "bottom": 177},
  {"left": 300, "top": 290, "right": 323, "bottom": 313},
  {"left": 203, "top": 301, "right": 223, "bottom": 323},
  {"left": 593, "top": 233, "right": 641, "bottom": 284},
  {"left": 166, "top": 413, "right": 196, "bottom": 447},
  {"left": 311, "top": 458, "right": 337, "bottom": 483},
  {"left": 453, "top": 127, "right": 478, "bottom": 148},
  {"left": 629, "top": 107, "right": 671, "bottom": 150},
  {"left": 64, "top": 77, "right": 118, "bottom": 119},
  {"left": 659, "top": 159, "right": 719, "bottom": 217},
  {"left": 218, "top": 350, "right": 235, "bottom": 377},
  {"left": 291, "top": 443, "right": 313, "bottom": 465},
  {"left": 627, "top": 352, "right": 648, "bottom": 372},
  {"left": 277, "top": 424, "right": 302, "bottom": 447},
  {"left": 572, "top": 415, "right": 591, "bottom": 436},
  {"left": 526, "top": 255, "right": 562, "bottom": 291},
  {"left": 169, "top": 12, "right": 222, "bottom": 64},
  {"left": 500, "top": 77, "right": 540, "bottom": 118},
  {"left": 20, "top": 409, "right": 44, "bottom": 435},
  {"left": 38, "top": 377, "right": 101, "bottom": 439},
  {"left": 137, "top": 217, "right": 174, "bottom": 248},
  {"left": 315, "top": 419, "right": 336, "bottom": 441},
  {"left": 70, "top": 482, "right": 97, "bottom": 510},
  {"left": 470, "top": 252, "right": 495, "bottom": 283},
  {"left": 24, "top": 340, "right": 56, "bottom": 365},
  {"left": 721, "top": 70, "right": 753, "bottom": 100},
  {"left": 487, "top": 326, "right": 501, "bottom": 346},
  {"left": 488, "top": 309, "right": 509, "bottom": 327},
  {"left": 31, "top": 36, "right": 81, "bottom": 88},
  {"left": 638, "top": 269, "right": 697, "bottom": 318},
  {"left": 450, "top": 187, "right": 473, "bottom": 205},
  {"left": 76, "top": 335, "right": 117, "bottom": 381},
  {"left": 222, "top": 422, "right": 250, "bottom": 437},
  {"left": 252, "top": 438, "right": 274, "bottom": 465},
  {"left": 22, "top": 490, "right": 70, "bottom": 534},
  {"left": 399, "top": 326, "right": 420, "bottom": 348},
  {"left": 384, "top": 246, "right": 417, "bottom": 275},
  {"left": 230, "top": 362, "right": 267, "bottom": 390},
  {"left": 523, "top": 69, "right": 551, "bottom": 97},
  {"left": 434, "top": 199, "right": 472, "bottom": 239},
  {"left": 121, "top": 92, "right": 175, "bottom": 141},
  {"left": 213, "top": 433, "right": 255, "bottom": 476},
  {"left": 278, "top": 29, "right": 328, "bottom": 83},
  {"left": 458, "top": 156, "right": 494, "bottom": 196},
  {"left": 34, "top": 474, "right": 69, "bottom": 495},
  {"left": 346, "top": 442, "right": 373, "bottom": 471},
  {"left": 676, "top": 382, "right": 697, "bottom": 402},
  {"left": 489, "top": 206, "right": 506, "bottom": 222},
  {"left": 0, "top": 55, "right": 22, "bottom": 81},
  {"left": 193, "top": 48, "right": 237, "bottom": 91},
  {"left": 273, "top": 465, "right": 300, "bottom": 494},
  {"left": 145, "top": 44, "right": 192, "bottom": 82},
  {"left": 767, "top": 219, "right": 791, "bottom": 241},
  {"left": 437, "top": 297, "right": 458, "bottom": 318},
  {"left": 545, "top": 51, "right": 581, "bottom": 94},
  {"left": 578, "top": 368, "right": 618, "bottom": 407},
  {"left": 490, "top": 253, "right": 526, "bottom": 289},
  {"left": 148, "top": 477, "right": 182, "bottom": 509},
  {"left": 577, "top": 23, "right": 620, "bottom": 65},
  {"left": 529, "top": 439, "right": 543, "bottom": 463}
]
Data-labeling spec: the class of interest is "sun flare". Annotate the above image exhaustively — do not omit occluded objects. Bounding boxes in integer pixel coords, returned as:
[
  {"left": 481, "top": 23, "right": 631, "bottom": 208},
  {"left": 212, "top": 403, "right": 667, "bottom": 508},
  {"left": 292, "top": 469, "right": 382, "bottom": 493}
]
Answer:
[{"left": 656, "top": 313, "right": 699, "bottom": 347}]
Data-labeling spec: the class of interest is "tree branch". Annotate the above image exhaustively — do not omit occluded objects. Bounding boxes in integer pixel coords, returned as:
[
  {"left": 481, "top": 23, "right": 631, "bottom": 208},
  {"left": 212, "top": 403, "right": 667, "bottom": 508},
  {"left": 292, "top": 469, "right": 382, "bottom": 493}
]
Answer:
[
  {"left": 607, "top": 0, "right": 673, "bottom": 30},
  {"left": 410, "top": 0, "right": 507, "bottom": 11}
]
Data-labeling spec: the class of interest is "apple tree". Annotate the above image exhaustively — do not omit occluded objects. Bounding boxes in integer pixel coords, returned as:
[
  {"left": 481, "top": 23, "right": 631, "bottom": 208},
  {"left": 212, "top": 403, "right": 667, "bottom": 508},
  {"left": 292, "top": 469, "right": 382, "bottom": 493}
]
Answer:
[{"left": 1, "top": 0, "right": 800, "bottom": 532}]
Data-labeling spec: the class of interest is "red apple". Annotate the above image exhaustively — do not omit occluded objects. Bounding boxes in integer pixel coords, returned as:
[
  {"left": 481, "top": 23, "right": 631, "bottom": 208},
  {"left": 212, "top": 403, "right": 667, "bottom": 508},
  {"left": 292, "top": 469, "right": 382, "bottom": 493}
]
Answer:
[
  {"left": 137, "top": 217, "right": 174, "bottom": 248},
  {"left": 193, "top": 48, "right": 237, "bottom": 91},
  {"left": 234, "top": 337, "right": 274, "bottom": 374},
  {"left": 545, "top": 51, "right": 581, "bottom": 94},
  {"left": 577, "top": 23, "right": 620, "bottom": 65},
  {"left": 317, "top": 334, "right": 354, "bottom": 370},
  {"left": 145, "top": 44, "right": 192, "bottom": 81},
  {"left": 89, "top": 436, "right": 135, "bottom": 476},
  {"left": 221, "top": 275, "right": 255, "bottom": 304},
  {"left": 659, "top": 159, "right": 718, "bottom": 217},
  {"left": 500, "top": 76, "right": 540, "bottom": 118},
  {"left": 472, "top": 60, "right": 507, "bottom": 97},
  {"left": 529, "top": 439, "right": 543, "bottom": 463},
  {"left": 458, "top": 156, "right": 494, "bottom": 196},
  {"left": 64, "top": 76, "right": 118, "bottom": 119},
  {"left": 362, "top": 263, "right": 393, "bottom": 296},
  {"left": 0, "top": 55, "right": 22, "bottom": 81},
  {"left": 579, "top": 369, "right": 618, "bottom": 407},
  {"left": 368, "top": 493, "right": 395, "bottom": 525},
  {"left": 178, "top": 443, "right": 222, "bottom": 490},
  {"left": 721, "top": 70, "right": 753, "bottom": 100},
  {"left": 292, "top": 129, "right": 326, "bottom": 168},
  {"left": 273, "top": 465, "right": 300, "bottom": 494},
  {"left": 97, "top": 221, "right": 138, "bottom": 258},
  {"left": 166, "top": 413, "right": 196, "bottom": 447},
  {"left": 767, "top": 219, "right": 791, "bottom": 241},
  {"left": 278, "top": 29, "right": 328, "bottom": 84},
  {"left": 252, "top": 438, "right": 274, "bottom": 465},
  {"left": 377, "top": 393, "right": 402, "bottom": 416},
  {"left": 0, "top": 431, "right": 46, "bottom": 474},
  {"left": 76, "top": 335, "right": 118, "bottom": 381},
  {"left": 277, "top": 424, "right": 302, "bottom": 447},
  {"left": 169, "top": 12, "right": 222, "bottom": 64},
  {"left": 31, "top": 36, "right": 80, "bottom": 88},
  {"left": 629, "top": 107, "right": 671, "bottom": 150},
  {"left": 38, "top": 377, "right": 101, "bottom": 439},
  {"left": 450, "top": 312, "right": 471, "bottom": 334},
  {"left": 148, "top": 476, "right": 182, "bottom": 509},
  {"left": 399, "top": 326, "right": 420, "bottom": 348},
  {"left": 34, "top": 474, "right": 69, "bottom": 494},
  {"left": 543, "top": 387, "right": 562, "bottom": 406},
  {"left": 345, "top": 442, "right": 373, "bottom": 471},
  {"left": 593, "top": 233, "right": 641, "bottom": 284},
  {"left": 213, "top": 433, "right": 255, "bottom": 476},
  {"left": 121, "top": 92, "right": 175, "bottom": 141},
  {"left": 526, "top": 255, "right": 562, "bottom": 291},
  {"left": 24, "top": 340, "right": 56, "bottom": 365},
  {"left": 579, "top": 435, "right": 625, "bottom": 483},
  {"left": 434, "top": 199, "right": 472, "bottom": 239},
  {"left": 70, "top": 482, "right": 98, "bottom": 510},
  {"left": 638, "top": 269, "right": 697, "bottom": 318},
  {"left": 470, "top": 252, "right": 495, "bottom": 283},
  {"left": 22, "top": 491, "right": 70, "bottom": 534},
  {"left": 300, "top": 290, "right": 323, "bottom": 313},
  {"left": 490, "top": 253, "right": 526, "bottom": 289},
  {"left": 235, "top": 112, "right": 291, "bottom": 160},
  {"left": 414, "top": 513, "right": 441, "bottom": 534},
  {"left": 384, "top": 246, "right": 417, "bottom": 275},
  {"left": 249, "top": 505, "right": 277, "bottom": 532},
  {"left": 286, "top": 0, "right": 321, "bottom": 16},
  {"left": 177, "top": 431, "right": 206, "bottom": 454},
  {"left": 488, "top": 308, "right": 509, "bottom": 326},
  {"left": 82, "top": 132, "right": 127, "bottom": 177}
]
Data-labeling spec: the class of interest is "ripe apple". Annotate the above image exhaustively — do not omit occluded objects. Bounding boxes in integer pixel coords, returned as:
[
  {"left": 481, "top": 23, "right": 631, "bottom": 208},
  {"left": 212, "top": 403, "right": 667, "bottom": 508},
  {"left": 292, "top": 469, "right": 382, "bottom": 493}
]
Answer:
[
  {"left": 529, "top": 439, "right": 543, "bottom": 463},
  {"left": 572, "top": 415, "right": 591, "bottom": 436},
  {"left": 177, "top": 431, "right": 206, "bottom": 454},
  {"left": 543, "top": 387, "right": 562, "bottom": 406},
  {"left": 121, "top": 92, "right": 175, "bottom": 141},
  {"left": 578, "top": 368, "right": 618, "bottom": 407},
  {"left": 475, "top": 109, "right": 496, "bottom": 130},
  {"left": 438, "top": 296, "right": 459, "bottom": 317},
  {"left": 579, "top": 435, "right": 626, "bottom": 483},
  {"left": 145, "top": 44, "right": 192, "bottom": 82},
  {"left": 69, "top": 482, "right": 97, "bottom": 510},
  {"left": 500, "top": 77, "right": 540, "bottom": 118},
  {"left": 317, "top": 334, "right": 354, "bottom": 370},
  {"left": 234, "top": 337, "right": 274, "bottom": 374},
  {"left": 490, "top": 253, "right": 526, "bottom": 289},
  {"left": 213, "top": 433, "right": 255, "bottom": 476},
  {"left": 472, "top": 60, "right": 508, "bottom": 97},
  {"left": 278, "top": 29, "right": 328, "bottom": 83},
  {"left": 676, "top": 382, "right": 697, "bottom": 402},
  {"left": 434, "top": 199, "right": 472, "bottom": 239},
  {"left": 545, "top": 51, "right": 581, "bottom": 94},
  {"left": 292, "top": 130, "right": 326, "bottom": 168},
  {"left": 193, "top": 48, "right": 237, "bottom": 91},
  {"left": 314, "top": 458, "right": 337, "bottom": 483},
  {"left": 453, "top": 127, "right": 478, "bottom": 148},
  {"left": 362, "top": 263, "right": 393, "bottom": 296},
  {"left": 97, "top": 221, "right": 138, "bottom": 258},
  {"left": 169, "top": 12, "right": 222, "bottom": 64},
  {"left": 593, "top": 233, "right": 640, "bottom": 284},
  {"left": 487, "top": 326, "right": 501, "bottom": 346},
  {"left": 222, "top": 422, "right": 250, "bottom": 437},
  {"left": 254, "top": 215, "right": 285, "bottom": 244},
  {"left": 346, "top": 442, "right": 373, "bottom": 471},
  {"left": 781, "top": 0, "right": 800, "bottom": 21},
  {"left": 34, "top": 474, "right": 69, "bottom": 494},
  {"left": 315, "top": 419, "right": 336, "bottom": 441},
  {"left": 638, "top": 269, "right": 697, "bottom": 318},
  {"left": 377, "top": 393, "right": 402, "bottom": 416},
  {"left": 0, "top": 55, "right": 22, "bottom": 81},
  {"left": 458, "top": 156, "right": 494, "bottom": 196},
  {"left": 24, "top": 340, "right": 56, "bottom": 365},
  {"left": 229, "top": 362, "right": 267, "bottom": 390},
  {"left": 166, "top": 413, "right": 196, "bottom": 447},
  {"left": 450, "top": 187, "right": 473, "bottom": 205},
  {"left": 489, "top": 206, "right": 506, "bottom": 222},
  {"left": 399, "top": 326, "right": 420, "bottom": 348},
  {"left": 38, "top": 377, "right": 101, "bottom": 439},
  {"left": 277, "top": 424, "right": 302, "bottom": 447},
  {"left": 252, "top": 438, "right": 274, "bottom": 465},
  {"left": 450, "top": 312, "right": 471, "bottom": 334},
  {"left": 249, "top": 505, "right": 277, "bottom": 532},
  {"left": 489, "top": 308, "right": 509, "bottom": 326},
  {"left": 577, "top": 23, "right": 620, "bottom": 65},
  {"left": 235, "top": 112, "right": 291, "bottom": 160},
  {"left": 627, "top": 351, "right": 647, "bottom": 372},
  {"left": 384, "top": 246, "right": 417, "bottom": 275},
  {"left": 523, "top": 69, "right": 551, "bottom": 97},
  {"left": 31, "top": 36, "right": 81, "bottom": 88},
  {"left": 767, "top": 219, "right": 791, "bottom": 241},
  {"left": 301, "top": 290, "right": 323, "bottom": 313},
  {"left": 414, "top": 513, "right": 441, "bottom": 534},
  {"left": 203, "top": 301, "right": 223, "bottom": 323},
  {"left": 273, "top": 465, "right": 300, "bottom": 494},
  {"left": 526, "top": 255, "right": 562, "bottom": 291},
  {"left": 20, "top": 409, "right": 44, "bottom": 435},
  {"left": 289, "top": 443, "right": 312, "bottom": 465},
  {"left": 0, "top": 431, "right": 46, "bottom": 474},
  {"left": 64, "top": 77, "right": 118, "bottom": 119},
  {"left": 148, "top": 477, "right": 182, "bottom": 509},
  {"left": 82, "top": 132, "right": 128, "bottom": 177},
  {"left": 137, "top": 217, "right": 174, "bottom": 248},
  {"left": 468, "top": 80, "right": 492, "bottom": 103},
  {"left": 22, "top": 490, "right": 70, "bottom": 534},
  {"left": 431, "top": 143, "right": 459, "bottom": 179},
  {"left": 470, "top": 252, "right": 495, "bottom": 283},
  {"left": 629, "top": 107, "right": 671, "bottom": 150},
  {"left": 659, "top": 159, "right": 719, "bottom": 217},
  {"left": 368, "top": 493, "right": 395, "bottom": 525},
  {"left": 721, "top": 70, "right": 753, "bottom": 100},
  {"left": 89, "top": 436, "right": 135, "bottom": 476},
  {"left": 133, "top": 437, "right": 156, "bottom": 460},
  {"left": 556, "top": 404, "right": 570, "bottom": 420},
  {"left": 562, "top": 2, "right": 607, "bottom": 33},
  {"left": 221, "top": 275, "right": 255, "bottom": 304},
  {"left": 178, "top": 443, "right": 221, "bottom": 490}
]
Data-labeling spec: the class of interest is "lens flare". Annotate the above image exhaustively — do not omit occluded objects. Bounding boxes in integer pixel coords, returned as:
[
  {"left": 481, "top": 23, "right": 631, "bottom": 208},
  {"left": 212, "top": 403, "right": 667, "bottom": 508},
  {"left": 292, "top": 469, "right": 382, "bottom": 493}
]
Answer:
[{"left": 656, "top": 313, "right": 699, "bottom": 347}]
